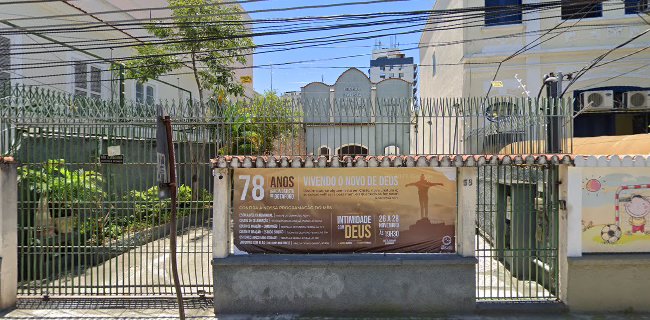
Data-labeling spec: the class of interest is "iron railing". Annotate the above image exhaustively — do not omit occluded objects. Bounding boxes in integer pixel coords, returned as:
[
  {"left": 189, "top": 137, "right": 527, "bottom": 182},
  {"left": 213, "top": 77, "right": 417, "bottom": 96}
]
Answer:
[
  {"left": 476, "top": 165, "right": 559, "bottom": 301},
  {"left": 1, "top": 85, "right": 574, "bottom": 157},
  {"left": 0, "top": 85, "right": 568, "bottom": 300}
]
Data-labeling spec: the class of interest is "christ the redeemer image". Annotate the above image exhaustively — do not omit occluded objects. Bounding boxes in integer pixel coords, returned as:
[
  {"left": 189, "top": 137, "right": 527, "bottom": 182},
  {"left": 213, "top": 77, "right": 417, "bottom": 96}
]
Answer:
[{"left": 405, "top": 174, "right": 444, "bottom": 219}]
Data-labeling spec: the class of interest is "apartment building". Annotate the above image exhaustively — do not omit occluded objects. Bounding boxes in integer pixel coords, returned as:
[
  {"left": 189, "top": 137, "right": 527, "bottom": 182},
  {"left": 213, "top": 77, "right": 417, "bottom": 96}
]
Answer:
[
  {"left": 420, "top": 0, "right": 650, "bottom": 147},
  {"left": 369, "top": 45, "right": 418, "bottom": 99},
  {"left": 0, "top": 0, "right": 254, "bottom": 105}
]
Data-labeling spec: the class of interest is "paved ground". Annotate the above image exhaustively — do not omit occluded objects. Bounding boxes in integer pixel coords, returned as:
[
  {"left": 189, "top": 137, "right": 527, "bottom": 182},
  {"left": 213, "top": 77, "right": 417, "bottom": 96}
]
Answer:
[
  {"left": 2, "top": 307, "right": 650, "bottom": 320},
  {"left": 476, "top": 236, "right": 552, "bottom": 300},
  {"left": 29, "top": 226, "right": 213, "bottom": 296}
]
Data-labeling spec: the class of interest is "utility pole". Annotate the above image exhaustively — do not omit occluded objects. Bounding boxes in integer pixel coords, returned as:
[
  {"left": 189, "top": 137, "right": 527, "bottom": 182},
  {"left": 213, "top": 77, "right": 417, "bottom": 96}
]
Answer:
[{"left": 544, "top": 72, "right": 563, "bottom": 154}]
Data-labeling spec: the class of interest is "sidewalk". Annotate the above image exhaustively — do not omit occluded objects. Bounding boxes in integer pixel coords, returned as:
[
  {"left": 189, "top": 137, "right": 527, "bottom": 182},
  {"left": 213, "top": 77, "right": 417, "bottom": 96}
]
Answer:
[{"left": 0, "top": 299, "right": 650, "bottom": 320}]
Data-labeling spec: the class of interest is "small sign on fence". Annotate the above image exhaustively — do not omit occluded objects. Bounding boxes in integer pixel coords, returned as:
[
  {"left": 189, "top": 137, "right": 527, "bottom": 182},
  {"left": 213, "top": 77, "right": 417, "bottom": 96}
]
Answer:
[
  {"left": 99, "top": 154, "right": 124, "bottom": 164},
  {"left": 233, "top": 168, "right": 457, "bottom": 254}
]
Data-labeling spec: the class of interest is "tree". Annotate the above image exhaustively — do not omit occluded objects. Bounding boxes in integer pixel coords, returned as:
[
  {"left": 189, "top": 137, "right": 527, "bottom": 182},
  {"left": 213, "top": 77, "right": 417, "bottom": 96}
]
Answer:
[
  {"left": 218, "top": 91, "right": 301, "bottom": 155},
  {"left": 125, "top": 0, "right": 254, "bottom": 105},
  {"left": 126, "top": 0, "right": 254, "bottom": 201}
]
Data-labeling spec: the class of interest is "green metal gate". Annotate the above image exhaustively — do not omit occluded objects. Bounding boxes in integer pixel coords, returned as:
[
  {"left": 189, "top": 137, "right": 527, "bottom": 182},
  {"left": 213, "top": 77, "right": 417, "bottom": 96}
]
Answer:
[
  {"left": 3, "top": 91, "right": 215, "bottom": 297},
  {"left": 476, "top": 164, "right": 560, "bottom": 302}
]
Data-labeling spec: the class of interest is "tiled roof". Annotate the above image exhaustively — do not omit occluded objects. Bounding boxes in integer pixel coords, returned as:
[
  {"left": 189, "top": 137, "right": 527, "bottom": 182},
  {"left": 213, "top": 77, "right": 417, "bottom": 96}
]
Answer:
[
  {"left": 572, "top": 155, "right": 650, "bottom": 167},
  {"left": 211, "top": 154, "right": 577, "bottom": 169}
]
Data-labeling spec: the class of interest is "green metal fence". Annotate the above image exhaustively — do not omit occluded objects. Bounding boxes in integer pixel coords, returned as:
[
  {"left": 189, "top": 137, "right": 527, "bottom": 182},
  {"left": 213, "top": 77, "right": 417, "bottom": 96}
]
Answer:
[
  {"left": 476, "top": 164, "right": 560, "bottom": 301},
  {"left": 1, "top": 87, "right": 215, "bottom": 297},
  {"left": 1, "top": 85, "right": 570, "bottom": 299}
]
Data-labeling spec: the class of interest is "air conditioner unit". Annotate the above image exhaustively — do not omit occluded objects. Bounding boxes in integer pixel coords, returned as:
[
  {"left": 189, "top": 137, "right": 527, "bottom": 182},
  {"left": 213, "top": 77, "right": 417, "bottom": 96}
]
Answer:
[
  {"left": 581, "top": 90, "right": 614, "bottom": 111},
  {"left": 625, "top": 91, "right": 650, "bottom": 110}
]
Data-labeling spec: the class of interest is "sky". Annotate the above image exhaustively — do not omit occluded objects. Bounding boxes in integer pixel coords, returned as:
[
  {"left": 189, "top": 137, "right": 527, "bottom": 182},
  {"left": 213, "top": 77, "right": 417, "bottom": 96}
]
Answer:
[{"left": 241, "top": 0, "right": 433, "bottom": 95}]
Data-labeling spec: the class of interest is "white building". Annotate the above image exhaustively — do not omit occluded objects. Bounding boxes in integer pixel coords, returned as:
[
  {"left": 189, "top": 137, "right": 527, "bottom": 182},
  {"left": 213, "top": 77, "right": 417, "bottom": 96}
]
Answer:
[
  {"left": 0, "top": 0, "right": 254, "bottom": 105},
  {"left": 369, "top": 45, "right": 417, "bottom": 99},
  {"left": 419, "top": 0, "right": 650, "bottom": 152}
]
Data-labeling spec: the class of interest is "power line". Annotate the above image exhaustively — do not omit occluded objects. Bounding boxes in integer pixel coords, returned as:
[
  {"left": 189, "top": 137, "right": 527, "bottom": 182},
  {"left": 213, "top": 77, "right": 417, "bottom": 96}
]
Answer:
[
  {"left": 0, "top": 8, "right": 562, "bottom": 75},
  {"left": 562, "top": 27, "right": 650, "bottom": 97},
  {"left": 0, "top": 0, "right": 75, "bottom": 5},
  {"left": 0, "top": 0, "right": 417, "bottom": 32},
  {"left": 0, "top": 0, "right": 268, "bottom": 23},
  {"left": 2, "top": 4, "right": 574, "bottom": 62},
  {"left": 484, "top": 0, "right": 607, "bottom": 99},
  {"left": 3, "top": 9, "right": 642, "bottom": 76}
]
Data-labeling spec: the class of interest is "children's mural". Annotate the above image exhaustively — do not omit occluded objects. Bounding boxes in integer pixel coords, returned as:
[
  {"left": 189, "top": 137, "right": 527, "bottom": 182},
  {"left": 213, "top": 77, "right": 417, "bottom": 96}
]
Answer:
[{"left": 582, "top": 168, "right": 650, "bottom": 253}]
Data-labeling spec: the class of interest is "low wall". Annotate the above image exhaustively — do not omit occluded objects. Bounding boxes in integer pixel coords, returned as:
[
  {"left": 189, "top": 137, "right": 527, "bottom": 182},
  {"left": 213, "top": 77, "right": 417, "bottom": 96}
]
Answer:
[
  {"left": 213, "top": 254, "right": 476, "bottom": 316},
  {"left": 0, "top": 161, "right": 17, "bottom": 310},
  {"left": 567, "top": 254, "right": 650, "bottom": 312}
]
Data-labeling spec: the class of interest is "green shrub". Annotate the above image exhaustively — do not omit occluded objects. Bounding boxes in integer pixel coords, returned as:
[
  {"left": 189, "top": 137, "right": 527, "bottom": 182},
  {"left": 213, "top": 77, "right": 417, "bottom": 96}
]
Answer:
[
  {"left": 126, "top": 184, "right": 212, "bottom": 223},
  {"left": 18, "top": 159, "right": 105, "bottom": 213}
]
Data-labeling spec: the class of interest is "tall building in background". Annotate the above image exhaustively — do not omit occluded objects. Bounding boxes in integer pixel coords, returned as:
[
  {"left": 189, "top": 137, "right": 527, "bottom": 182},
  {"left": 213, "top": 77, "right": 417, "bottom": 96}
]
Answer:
[{"left": 368, "top": 42, "right": 418, "bottom": 100}]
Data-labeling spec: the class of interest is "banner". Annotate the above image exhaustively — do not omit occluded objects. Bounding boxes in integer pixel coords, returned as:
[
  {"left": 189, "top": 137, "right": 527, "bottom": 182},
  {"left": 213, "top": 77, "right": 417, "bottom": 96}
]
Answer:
[{"left": 233, "top": 168, "right": 457, "bottom": 254}]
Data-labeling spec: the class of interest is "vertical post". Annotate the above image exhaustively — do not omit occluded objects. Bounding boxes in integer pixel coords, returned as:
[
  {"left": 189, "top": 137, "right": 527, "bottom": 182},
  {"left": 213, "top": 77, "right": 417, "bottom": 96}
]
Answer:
[
  {"left": 119, "top": 64, "right": 126, "bottom": 109},
  {"left": 545, "top": 72, "right": 562, "bottom": 154},
  {"left": 457, "top": 167, "right": 478, "bottom": 257},
  {"left": 163, "top": 116, "right": 185, "bottom": 320},
  {"left": 213, "top": 168, "right": 230, "bottom": 259},
  {"left": 559, "top": 164, "right": 582, "bottom": 304},
  {"left": 0, "top": 163, "right": 18, "bottom": 310}
]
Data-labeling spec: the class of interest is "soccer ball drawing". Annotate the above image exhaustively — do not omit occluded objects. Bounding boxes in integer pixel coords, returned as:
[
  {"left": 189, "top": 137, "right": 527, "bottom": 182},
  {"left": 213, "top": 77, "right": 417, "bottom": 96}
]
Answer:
[{"left": 601, "top": 224, "right": 622, "bottom": 244}]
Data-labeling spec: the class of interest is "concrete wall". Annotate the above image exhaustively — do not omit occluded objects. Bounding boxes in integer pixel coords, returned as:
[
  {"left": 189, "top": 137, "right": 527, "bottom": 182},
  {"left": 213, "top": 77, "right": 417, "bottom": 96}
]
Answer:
[
  {"left": 567, "top": 255, "right": 650, "bottom": 312},
  {"left": 305, "top": 124, "right": 410, "bottom": 156},
  {"left": 0, "top": 163, "right": 18, "bottom": 310},
  {"left": 563, "top": 163, "right": 650, "bottom": 312},
  {"left": 213, "top": 254, "right": 476, "bottom": 316}
]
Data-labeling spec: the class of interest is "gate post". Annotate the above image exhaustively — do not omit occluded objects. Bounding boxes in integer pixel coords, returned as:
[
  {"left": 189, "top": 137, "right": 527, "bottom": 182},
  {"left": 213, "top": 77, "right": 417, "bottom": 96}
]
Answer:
[
  {"left": 457, "top": 167, "right": 477, "bottom": 257},
  {"left": 213, "top": 168, "right": 231, "bottom": 259},
  {"left": 0, "top": 160, "right": 18, "bottom": 310}
]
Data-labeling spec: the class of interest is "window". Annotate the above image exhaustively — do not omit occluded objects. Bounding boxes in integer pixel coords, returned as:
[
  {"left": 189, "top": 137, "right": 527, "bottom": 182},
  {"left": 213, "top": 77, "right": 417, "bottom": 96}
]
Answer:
[
  {"left": 74, "top": 61, "right": 102, "bottom": 99},
  {"left": 485, "top": 0, "right": 523, "bottom": 26},
  {"left": 486, "top": 101, "right": 519, "bottom": 122},
  {"left": 0, "top": 36, "right": 10, "bottom": 97},
  {"left": 384, "top": 145, "right": 400, "bottom": 155},
  {"left": 625, "top": 0, "right": 649, "bottom": 14},
  {"left": 399, "top": 73, "right": 404, "bottom": 78},
  {"left": 432, "top": 53, "right": 437, "bottom": 77},
  {"left": 561, "top": 0, "right": 602, "bottom": 20},
  {"left": 319, "top": 146, "right": 331, "bottom": 159},
  {"left": 136, "top": 82, "right": 155, "bottom": 105},
  {"left": 337, "top": 145, "right": 368, "bottom": 157}
]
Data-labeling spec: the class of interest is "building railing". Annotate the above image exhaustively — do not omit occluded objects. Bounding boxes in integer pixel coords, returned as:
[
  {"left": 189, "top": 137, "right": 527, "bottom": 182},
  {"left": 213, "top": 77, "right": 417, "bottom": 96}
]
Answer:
[{"left": 1, "top": 85, "right": 574, "bottom": 157}]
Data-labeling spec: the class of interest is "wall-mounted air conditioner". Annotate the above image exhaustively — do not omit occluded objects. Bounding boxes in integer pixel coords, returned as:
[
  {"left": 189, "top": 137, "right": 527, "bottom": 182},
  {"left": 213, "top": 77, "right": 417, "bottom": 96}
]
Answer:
[
  {"left": 581, "top": 90, "right": 614, "bottom": 111},
  {"left": 625, "top": 91, "right": 650, "bottom": 110}
]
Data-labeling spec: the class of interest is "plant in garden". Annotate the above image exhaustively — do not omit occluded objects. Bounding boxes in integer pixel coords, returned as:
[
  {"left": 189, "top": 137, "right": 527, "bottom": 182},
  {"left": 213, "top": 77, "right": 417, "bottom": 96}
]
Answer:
[
  {"left": 218, "top": 91, "right": 300, "bottom": 155},
  {"left": 126, "top": 184, "right": 212, "bottom": 224},
  {"left": 19, "top": 159, "right": 105, "bottom": 214}
]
